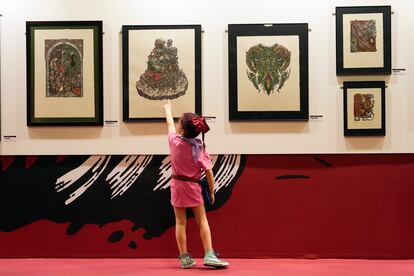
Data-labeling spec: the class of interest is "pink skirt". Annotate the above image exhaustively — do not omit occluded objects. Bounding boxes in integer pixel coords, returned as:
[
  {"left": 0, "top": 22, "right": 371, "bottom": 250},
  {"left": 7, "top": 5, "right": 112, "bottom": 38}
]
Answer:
[{"left": 170, "top": 179, "right": 204, "bottom": 208}]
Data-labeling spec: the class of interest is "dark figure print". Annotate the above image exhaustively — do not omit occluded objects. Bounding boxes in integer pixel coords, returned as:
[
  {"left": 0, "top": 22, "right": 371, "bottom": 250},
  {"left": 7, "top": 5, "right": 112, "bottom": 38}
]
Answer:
[
  {"left": 136, "top": 38, "right": 188, "bottom": 100},
  {"left": 246, "top": 43, "right": 291, "bottom": 95},
  {"left": 350, "top": 20, "right": 377, "bottom": 53},
  {"left": 354, "top": 93, "right": 375, "bottom": 121},
  {"left": 45, "top": 39, "right": 83, "bottom": 97}
]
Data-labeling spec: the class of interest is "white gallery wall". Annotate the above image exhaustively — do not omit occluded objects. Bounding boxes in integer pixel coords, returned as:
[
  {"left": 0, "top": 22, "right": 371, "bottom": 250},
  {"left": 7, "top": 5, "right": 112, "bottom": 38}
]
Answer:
[{"left": 0, "top": 0, "right": 413, "bottom": 155}]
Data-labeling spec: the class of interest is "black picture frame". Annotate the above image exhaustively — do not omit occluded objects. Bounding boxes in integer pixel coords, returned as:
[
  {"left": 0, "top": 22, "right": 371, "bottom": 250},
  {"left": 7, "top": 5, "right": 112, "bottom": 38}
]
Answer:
[
  {"left": 122, "top": 25, "right": 201, "bottom": 122},
  {"left": 336, "top": 6, "right": 391, "bottom": 75},
  {"left": 343, "top": 81, "right": 386, "bottom": 136},
  {"left": 26, "top": 21, "right": 103, "bottom": 126},
  {"left": 228, "top": 23, "right": 309, "bottom": 121}
]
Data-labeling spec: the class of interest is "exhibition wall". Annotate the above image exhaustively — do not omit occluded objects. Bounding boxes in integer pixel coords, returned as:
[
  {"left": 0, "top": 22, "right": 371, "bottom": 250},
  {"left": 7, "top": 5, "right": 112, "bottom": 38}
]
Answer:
[
  {"left": 1, "top": 0, "right": 414, "bottom": 260},
  {"left": 1, "top": 0, "right": 413, "bottom": 155}
]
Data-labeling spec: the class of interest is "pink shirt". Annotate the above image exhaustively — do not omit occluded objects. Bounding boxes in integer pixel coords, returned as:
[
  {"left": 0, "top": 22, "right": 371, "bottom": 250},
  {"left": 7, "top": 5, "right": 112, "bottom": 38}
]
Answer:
[{"left": 168, "top": 132, "right": 212, "bottom": 207}]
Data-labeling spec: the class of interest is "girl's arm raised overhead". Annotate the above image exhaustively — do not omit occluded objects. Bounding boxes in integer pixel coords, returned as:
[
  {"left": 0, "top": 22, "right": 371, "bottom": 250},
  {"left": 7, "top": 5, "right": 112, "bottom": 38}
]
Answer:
[{"left": 163, "top": 100, "right": 176, "bottom": 135}]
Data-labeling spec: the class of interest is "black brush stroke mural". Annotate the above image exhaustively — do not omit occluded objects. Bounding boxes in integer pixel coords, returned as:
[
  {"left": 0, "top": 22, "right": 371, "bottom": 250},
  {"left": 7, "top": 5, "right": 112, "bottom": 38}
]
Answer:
[{"left": 0, "top": 155, "right": 246, "bottom": 247}]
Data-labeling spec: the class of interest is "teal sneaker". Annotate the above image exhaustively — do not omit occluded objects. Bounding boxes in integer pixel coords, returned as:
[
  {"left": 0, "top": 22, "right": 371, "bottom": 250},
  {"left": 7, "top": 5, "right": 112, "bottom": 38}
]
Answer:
[
  {"left": 203, "top": 250, "right": 229, "bottom": 268},
  {"left": 178, "top": 252, "right": 196, "bottom": 269}
]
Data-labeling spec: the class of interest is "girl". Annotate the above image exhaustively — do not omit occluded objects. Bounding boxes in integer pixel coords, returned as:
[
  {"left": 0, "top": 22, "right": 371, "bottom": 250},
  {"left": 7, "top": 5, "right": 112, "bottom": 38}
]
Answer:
[{"left": 163, "top": 101, "right": 229, "bottom": 269}]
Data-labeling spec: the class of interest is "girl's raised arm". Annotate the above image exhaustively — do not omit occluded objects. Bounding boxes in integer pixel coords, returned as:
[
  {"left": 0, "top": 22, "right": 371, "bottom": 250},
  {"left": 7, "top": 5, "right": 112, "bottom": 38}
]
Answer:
[{"left": 163, "top": 100, "right": 176, "bottom": 134}]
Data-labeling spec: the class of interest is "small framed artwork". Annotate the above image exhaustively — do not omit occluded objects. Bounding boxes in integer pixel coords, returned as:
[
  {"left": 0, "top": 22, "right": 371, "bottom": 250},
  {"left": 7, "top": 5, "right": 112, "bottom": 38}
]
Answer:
[
  {"left": 228, "top": 23, "right": 309, "bottom": 121},
  {"left": 343, "top": 81, "right": 385, "bottom": 136},
  {"left": 122, "top": 25, "right": 201, "bottom": 122},
  {"left": 336, "top": 6, "right": 391, "bottom": 75},
  {"left": 26, "top": 21, "right": 103, "bottom": 126}
]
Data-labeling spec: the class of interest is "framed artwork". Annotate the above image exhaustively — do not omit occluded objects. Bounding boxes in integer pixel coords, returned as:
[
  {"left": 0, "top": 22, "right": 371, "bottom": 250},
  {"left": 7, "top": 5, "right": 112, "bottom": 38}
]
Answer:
[
  {"left": 336, "top": 6, "right": 391, "bottom": 75},
  {"left": 26, "top": 21, "right": 103, "bottom": 126},
  {"left": 228, "top": 24, "right": 309, "bottom": 121},
  {"left": 343, "top": 81, "right": 385, "bottom": 136},
  {"left": 122, "top": 25, "right": 201, "bottom": 122}
]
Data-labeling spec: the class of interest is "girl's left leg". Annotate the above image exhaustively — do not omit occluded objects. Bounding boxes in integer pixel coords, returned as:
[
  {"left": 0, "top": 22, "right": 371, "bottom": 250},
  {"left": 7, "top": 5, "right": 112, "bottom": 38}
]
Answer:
[
  {"left": 192, "top": 205, "right": 213, "bottom": 251},
  {"left": 192, "top": 205, "right": 229, "bottom": 268}
]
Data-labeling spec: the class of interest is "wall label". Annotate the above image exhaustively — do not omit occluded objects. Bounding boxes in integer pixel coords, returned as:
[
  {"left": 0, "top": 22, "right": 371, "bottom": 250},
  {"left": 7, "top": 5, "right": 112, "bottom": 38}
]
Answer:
[
  {"left": 205, "top": 116, "right": 216, "bottom": 124},
  {"left": 104, "top": 120, "right": 119, "bottom": 127},
  {"left": 309, "top": 114, "right": 323, "bottom": 122},
  {"left": 3, "top": 135, "right": 17, "bottom": 142},
  {"left": 392, "top": 68, "right": 406, "bottom": 75}
]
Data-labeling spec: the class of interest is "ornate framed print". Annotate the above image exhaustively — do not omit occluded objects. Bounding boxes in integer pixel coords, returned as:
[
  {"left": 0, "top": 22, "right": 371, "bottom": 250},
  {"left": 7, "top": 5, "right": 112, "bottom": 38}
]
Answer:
[
  {"left": 26, "top": 21, "right": 103, "bottom": 126},
  {"left": 343, "top": 81, "right": 385, "bottom": 136},
  {"left": 336, "top": 6, "right": 391, "bottom": 75},
  {"left": 122, "top": 25, "right": 201, "bottom": 122},
  {"left": 228, "top": 23, "right": 309, "bottom": 121}
]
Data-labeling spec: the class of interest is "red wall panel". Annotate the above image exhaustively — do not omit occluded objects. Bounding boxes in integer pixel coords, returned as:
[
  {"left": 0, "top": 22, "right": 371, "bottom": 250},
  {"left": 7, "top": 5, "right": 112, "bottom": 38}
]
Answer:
[{"left": 1, "top": 154, "right": 413, "bottom": 258}]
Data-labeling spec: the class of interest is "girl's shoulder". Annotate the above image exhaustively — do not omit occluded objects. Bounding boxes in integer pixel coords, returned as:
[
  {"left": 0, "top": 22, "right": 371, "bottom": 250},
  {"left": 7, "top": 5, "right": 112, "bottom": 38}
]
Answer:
[
  {"left": 169, "top": 132, "right": 187, "bottom": 147},
  {"left": 168, "top": 132, "right": 178, "bottom": 140},
  {"left": 168, "top": 132, "right": 179, "bottom": 144}
]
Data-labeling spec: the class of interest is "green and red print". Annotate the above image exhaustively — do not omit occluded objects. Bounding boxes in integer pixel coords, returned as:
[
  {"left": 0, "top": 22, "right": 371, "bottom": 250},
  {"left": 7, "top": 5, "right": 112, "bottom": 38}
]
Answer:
[{"left": 246, "top": 43, "right": 291, "bottom": 95}]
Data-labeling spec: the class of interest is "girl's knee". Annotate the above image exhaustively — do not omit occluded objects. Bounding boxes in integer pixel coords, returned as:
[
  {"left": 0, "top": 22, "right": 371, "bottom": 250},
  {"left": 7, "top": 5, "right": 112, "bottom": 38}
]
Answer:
[
  {"left": 196, "top": 216, "right": 209, "bottom": 227},
  {"left": 175, "top": 218, "right": 187, "bottom": 227}
]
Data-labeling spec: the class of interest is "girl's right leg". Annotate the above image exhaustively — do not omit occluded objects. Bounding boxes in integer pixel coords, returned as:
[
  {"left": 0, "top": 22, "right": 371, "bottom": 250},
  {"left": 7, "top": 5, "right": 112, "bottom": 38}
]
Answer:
[
  {"left": 173, "top": 207, "right": 188, "bottom": 254},
  {"left": 174, "top": 207, "right": 196, "bottom": 269}
]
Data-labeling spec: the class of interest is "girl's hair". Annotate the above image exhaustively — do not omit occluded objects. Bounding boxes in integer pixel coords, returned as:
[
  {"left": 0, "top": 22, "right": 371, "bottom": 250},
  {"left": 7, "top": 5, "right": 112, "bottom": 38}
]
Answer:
[{"left": 179, "top": 112, "right": 208, "bottom": 149}]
